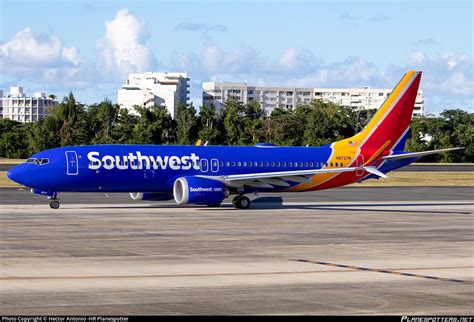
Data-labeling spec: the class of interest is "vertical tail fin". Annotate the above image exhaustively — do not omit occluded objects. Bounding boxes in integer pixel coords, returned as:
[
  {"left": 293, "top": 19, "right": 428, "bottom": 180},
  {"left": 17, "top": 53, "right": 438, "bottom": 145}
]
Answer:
[{"left": 351, "top": 70, "right": 422, "bottom": 153}]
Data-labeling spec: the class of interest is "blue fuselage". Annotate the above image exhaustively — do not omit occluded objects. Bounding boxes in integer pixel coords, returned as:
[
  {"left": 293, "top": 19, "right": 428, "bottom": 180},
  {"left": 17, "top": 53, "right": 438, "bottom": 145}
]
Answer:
[{"left": 7, "top": 144, "right": 413, "bottom": 195}]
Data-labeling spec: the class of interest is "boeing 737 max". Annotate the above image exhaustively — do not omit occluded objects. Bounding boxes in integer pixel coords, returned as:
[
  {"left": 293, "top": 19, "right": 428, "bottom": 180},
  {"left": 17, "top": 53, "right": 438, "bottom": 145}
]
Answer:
[{"left": 7, "top": 71, "right": 463, "bottom": 209}]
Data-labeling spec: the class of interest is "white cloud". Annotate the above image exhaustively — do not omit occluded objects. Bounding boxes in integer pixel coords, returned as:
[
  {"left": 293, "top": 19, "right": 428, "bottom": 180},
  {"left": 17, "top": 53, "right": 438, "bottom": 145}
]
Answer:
[
  {"left": 0, "top": 27, "right": 91, "bottom": 89},
  {"left": 171, "top": 44, "right": 472, "bottom": 114},
  {"left": 96, "top": 9, "right": 157, "bottom": 79},
  {"left": 62, "top": 47, "right": 81, "bottom": 66},
  {"left": 171, "top": 45, "right": 318, "bottom": 78},
  {"left": 0, "top": 27, "right": 82, "bottom": 72},
  {"left": 408, "top": 51, "right": 426, "bottom": 64},
  {"left": 387, "top": 51, "right": 473, "bottom": 113},
  {"left": 1, "top": 18, "right": 471, "bottom": 114},
  {"left": 170, "top": 44, "right": 380, "bottom": 88}
]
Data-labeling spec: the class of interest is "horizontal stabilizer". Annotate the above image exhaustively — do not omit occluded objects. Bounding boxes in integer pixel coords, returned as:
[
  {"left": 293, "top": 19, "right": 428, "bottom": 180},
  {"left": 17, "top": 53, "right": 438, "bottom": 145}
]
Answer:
[
  {"left": 383, "top": 147, "right": 464, "bottom": 161},
  {"left": 362, "top": 166, "right": 388, "bottom": 179}
]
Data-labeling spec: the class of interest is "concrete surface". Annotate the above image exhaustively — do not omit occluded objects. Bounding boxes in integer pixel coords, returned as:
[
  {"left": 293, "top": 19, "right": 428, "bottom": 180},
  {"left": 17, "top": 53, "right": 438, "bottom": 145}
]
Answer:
[
  {"left": 0, "top": 187, "right": 473, "bottom": 315},
  {"left": 1, "top": 186, "right": 473, "bottom": 205}
]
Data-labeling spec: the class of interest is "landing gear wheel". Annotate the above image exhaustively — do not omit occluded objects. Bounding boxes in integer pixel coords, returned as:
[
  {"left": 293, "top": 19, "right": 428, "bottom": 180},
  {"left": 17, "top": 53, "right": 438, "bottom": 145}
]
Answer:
[
  {"left": 234, "top": 196, "right": 251, "bottom": 209},
  {"left": 232, "top": 195, "right": 240, "bottom": 206},
  {"left": 50, "top": 200, "right": 60, "bottom": 209}
]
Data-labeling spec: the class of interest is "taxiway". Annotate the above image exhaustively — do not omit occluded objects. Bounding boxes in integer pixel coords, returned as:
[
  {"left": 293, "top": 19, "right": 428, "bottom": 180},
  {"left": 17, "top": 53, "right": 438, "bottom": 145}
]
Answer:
[{"left": 0, "top": 186, "right": 473, "bottom": 315}]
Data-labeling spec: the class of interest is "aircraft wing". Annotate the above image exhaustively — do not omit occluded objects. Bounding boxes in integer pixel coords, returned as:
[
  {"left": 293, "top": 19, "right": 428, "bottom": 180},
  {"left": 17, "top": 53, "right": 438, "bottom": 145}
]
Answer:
[
  {"left": 382, "top": 147, "right": 464, "bottom": 161},
  {"left": 199, "top": 165, "right": 386, "bottom": 188}
]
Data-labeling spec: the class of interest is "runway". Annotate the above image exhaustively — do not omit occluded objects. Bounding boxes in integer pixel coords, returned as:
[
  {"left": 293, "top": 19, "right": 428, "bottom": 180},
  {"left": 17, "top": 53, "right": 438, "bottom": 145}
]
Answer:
[
  {"left": 1, "top": 186, "right": 473, "bottom": 204},
  {"left": 0, "top": 186, "right": 473, "bottom": 315}
]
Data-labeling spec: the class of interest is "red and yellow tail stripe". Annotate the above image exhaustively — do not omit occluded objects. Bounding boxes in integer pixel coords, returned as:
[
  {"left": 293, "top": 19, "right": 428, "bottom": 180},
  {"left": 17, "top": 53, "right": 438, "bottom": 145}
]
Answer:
[{"left": 285, "top": 71, "right": 422, "bottom": 192}]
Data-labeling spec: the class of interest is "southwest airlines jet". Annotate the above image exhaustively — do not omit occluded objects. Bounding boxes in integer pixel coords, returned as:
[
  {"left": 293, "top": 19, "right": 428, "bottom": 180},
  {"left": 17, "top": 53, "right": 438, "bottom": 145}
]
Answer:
[{"left": 7, "top": 71, "right": 462, "bottom": 209}]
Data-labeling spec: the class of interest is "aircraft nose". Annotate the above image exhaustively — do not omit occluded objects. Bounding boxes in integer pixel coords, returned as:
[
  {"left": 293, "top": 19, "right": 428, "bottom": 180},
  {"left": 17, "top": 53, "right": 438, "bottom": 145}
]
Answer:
[{"left": 7, "top": 164, "right": 31, "bottom": 187}]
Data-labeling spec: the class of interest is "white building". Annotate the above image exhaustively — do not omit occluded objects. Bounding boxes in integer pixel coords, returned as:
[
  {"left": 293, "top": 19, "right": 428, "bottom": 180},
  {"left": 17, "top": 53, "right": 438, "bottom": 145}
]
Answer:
[
  {"left": 0, "top": 86, "right": 58, "bottom": 123},
  {"left": 202, "top": 82, "right": 424, "bottom": 116},
  {"left": 118, "top": 72, "right": 190, "bottom": 118}
]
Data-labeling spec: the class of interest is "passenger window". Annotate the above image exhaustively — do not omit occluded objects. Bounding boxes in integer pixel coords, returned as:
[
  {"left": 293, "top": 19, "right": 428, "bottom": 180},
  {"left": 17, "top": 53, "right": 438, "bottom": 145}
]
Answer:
[
  {"left": 282, "top": 162, "right": 286, "bottom": 167},
  {"left": 299, "top": 162, "right": 303, "bottom": 167},
  {"left": 265, "top": 162, "right": 269, "bottom": 167},
  {"left": 288, "top": 162, "right": 292, "bottom": 167},
  {"left": 254, "top": 161, "right": 258, "bottom": 167},
  {"left": 310, "top": 162, "right": 313, "bottom": 167},
  {"left": 219, "top": 161, "right": 223, "bottom": 167},
  {"left": 305, "top": 162, "right": 308, "bottom": 167},
  {"left": 243, "top": 161, "right": 247, "bottom": 166},
  {"left": 335, "top": 162, "right": 338, "bottom": 167},
  {"left": 259, "top": 162, "right": 263, "bottom": 167},
  {"left": 271, "top": 162, "right": 275, "bottom": 167},
  {"left": 226, "top": 161, "right": 230, "bottom": 167},
  {"left": 330, "top": 162, "right": 333, "bottom": 167},
  {"left": 248, "top": 162, "right": 252, "bottom": 167},
  {"left": 232, "top": 161, "right": 236, "bottom": 167},
  {"left": 237, "top": 161, "right": 242, "bottom": 167},
  {"left": 276, "top": 162, "right": 280, "bottom": 167}
]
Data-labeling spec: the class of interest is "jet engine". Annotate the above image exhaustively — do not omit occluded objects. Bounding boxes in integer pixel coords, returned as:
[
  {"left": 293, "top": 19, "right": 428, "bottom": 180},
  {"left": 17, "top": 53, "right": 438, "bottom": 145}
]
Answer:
[{"left": 173, "top": 176, "right": 228, "bottom": 206}]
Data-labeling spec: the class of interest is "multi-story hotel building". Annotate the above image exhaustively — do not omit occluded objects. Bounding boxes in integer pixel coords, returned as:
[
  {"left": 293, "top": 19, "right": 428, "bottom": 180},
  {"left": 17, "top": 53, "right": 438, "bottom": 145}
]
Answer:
[
  {"left": 0, "top": 86, "right": 58, "bottom": 123},
  {"left": 118, "top": 72, "right": 190, "bottom": 118},
  {"left": 202, "top": 82, "right": 424, "bottom": 116}
]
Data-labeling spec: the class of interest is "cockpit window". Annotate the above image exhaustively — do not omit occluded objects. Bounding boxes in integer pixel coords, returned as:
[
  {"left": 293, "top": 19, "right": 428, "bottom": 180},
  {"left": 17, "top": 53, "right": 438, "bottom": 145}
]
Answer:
[{"left": 27, "top": 158, "right": 49, "bottom": 165}]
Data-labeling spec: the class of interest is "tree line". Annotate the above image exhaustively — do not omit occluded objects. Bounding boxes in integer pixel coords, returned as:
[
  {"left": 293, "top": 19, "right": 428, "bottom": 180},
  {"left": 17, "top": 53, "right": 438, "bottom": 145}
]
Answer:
[{"left": 0, "top": 93, "right": 472, "bottom": 162}]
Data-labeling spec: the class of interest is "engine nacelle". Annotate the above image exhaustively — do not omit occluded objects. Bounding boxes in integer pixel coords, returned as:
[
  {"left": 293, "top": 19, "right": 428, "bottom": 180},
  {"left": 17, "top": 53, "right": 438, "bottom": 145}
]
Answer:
[
  {"left": 129, "top": 192, "right": 174, "bottom": 201},
  {"left": 173, "top": 176, "right": 227, "bottom": 205}
]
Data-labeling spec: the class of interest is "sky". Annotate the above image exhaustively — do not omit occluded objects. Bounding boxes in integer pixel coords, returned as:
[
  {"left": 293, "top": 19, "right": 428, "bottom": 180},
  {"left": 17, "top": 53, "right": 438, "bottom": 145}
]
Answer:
[{"left": 0, "top": 0, "right": 472, "bottom": 114}]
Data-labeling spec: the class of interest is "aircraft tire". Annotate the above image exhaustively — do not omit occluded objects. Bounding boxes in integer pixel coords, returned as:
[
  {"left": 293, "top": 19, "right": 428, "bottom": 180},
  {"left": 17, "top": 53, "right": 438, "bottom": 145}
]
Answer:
[
  {"left": 50, "top": 200, "right": 60, "bottom": 209},
  {"left": 234, "top": 196, "right": 250, "bottom": 209}
]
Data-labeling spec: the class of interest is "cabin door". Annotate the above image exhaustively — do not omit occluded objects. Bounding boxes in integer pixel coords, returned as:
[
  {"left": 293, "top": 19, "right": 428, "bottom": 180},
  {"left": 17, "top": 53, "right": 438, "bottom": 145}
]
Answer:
[{"left": 65, "top": 151, "right": 78, "bottom": 175}]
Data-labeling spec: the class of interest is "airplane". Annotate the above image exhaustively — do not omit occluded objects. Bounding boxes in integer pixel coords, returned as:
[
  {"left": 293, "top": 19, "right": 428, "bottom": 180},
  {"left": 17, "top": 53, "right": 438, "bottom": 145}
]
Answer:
[{"left": 7, "top": 70, "right": 463, "bottom": 209}]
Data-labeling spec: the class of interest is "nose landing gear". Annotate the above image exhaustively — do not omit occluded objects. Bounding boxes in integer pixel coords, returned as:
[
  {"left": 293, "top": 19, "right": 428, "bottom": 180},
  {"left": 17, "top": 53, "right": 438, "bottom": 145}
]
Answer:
[
  {"left": 47, "top": 192, "right": 60, "bottom": 209},
  {"left": 49, "top": 199, "right": 60, "bottom": 209}
]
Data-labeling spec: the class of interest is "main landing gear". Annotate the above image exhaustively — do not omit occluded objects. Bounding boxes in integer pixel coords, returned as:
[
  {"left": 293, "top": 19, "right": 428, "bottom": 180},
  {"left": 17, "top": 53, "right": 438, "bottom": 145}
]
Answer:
[{"left": 232, "top": 195, "right": 251, "bottom": 209}]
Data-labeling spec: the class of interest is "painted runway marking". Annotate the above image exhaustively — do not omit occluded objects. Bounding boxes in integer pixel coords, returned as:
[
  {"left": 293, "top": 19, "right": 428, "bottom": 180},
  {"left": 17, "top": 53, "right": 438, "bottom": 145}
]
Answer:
[{"left": 294, "top": 259, "right": 473, "bottom": 284}]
